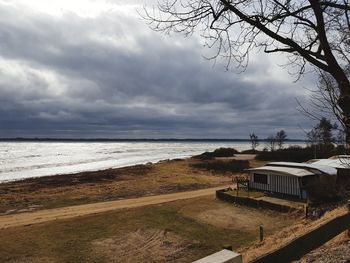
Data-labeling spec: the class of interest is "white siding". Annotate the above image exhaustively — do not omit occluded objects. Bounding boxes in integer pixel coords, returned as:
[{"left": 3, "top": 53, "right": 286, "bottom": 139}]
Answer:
[{"left": 249, "top": 172, "right": 301, "bottom": 197}]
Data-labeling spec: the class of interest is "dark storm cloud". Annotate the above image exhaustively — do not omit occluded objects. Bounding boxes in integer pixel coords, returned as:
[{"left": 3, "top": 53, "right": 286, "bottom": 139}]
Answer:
[{"left": 0, "top": 1, "right": 314, "bottom": 139}]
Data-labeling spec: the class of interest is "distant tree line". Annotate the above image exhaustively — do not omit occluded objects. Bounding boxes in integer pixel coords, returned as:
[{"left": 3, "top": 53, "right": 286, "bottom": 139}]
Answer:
[
  {"left": 249, "top": 117, "right": 347, "bottom": 152},
  {"left": 250, "top": 117, "right": 347, "bottom": 162},
  {"left": 249, "top": 130, "right": 288, "bottom": 152}
]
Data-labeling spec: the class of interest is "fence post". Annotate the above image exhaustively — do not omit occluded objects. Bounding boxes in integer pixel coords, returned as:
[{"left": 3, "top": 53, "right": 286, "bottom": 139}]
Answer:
[
  {"left": 304, "top": 204, "right": 309, "bottom": 218},
  {"left": 348, "top": 201, "right": 350, "bottom": 238},
  {"left": 259, "top": 225, "right": 264, "bottom": 242}
]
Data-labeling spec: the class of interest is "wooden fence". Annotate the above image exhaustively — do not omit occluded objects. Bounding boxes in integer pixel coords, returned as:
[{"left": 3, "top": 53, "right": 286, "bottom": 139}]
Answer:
[
  {"left": 251, "top": 211, "right": 350, "bottom": 263},
  {"left": 216, "top": 189, "right": 299, "bottom": 213},
  {"left": 216, "top": 189, "right": 350, "bottom": 262}
]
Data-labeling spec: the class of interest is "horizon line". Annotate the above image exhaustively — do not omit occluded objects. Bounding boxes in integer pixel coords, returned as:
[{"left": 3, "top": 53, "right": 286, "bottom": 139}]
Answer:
[{"left": 0, "top": 137, "right": 306, "bottom": 142}]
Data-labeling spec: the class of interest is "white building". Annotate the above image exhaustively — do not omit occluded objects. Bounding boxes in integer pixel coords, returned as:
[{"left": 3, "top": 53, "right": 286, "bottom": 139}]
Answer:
[{"left": 247, "top": 162, "right": 338, "bottom": 199}]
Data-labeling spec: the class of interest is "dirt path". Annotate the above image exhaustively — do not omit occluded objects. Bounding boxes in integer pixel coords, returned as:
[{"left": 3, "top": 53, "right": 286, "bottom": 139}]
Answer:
[{"left": 0, "top": 186, "right": 228, "bottom": 229}]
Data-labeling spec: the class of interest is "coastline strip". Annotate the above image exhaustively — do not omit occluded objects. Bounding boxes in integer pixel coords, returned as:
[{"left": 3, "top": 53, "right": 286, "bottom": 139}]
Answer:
[{"left": 0, "top": 186, "right": 228, "bottom": 229}]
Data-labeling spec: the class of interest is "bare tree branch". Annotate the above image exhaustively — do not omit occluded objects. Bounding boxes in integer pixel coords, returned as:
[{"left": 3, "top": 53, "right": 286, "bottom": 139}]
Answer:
[{"left": 142, "top": 0, "right": 350, "bottom": 148}]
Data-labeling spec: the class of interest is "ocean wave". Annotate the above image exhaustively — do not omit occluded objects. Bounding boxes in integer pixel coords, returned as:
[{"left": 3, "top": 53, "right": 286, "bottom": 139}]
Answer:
[{"left": 0, "top": 141, "right": 305, "bottom": 182}]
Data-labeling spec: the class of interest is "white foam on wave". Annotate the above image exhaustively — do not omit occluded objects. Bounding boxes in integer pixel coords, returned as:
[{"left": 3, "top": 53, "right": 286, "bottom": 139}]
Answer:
[{"left": 0, "top": 141, "right": 305, "bottom": 182}]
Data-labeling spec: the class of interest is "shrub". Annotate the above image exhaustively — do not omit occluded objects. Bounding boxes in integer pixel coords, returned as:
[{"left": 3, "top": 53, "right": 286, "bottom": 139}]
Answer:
[
  {"left": 193, "top": 147, "right": 239, "bottom": 160},
  {"left": 336, "top": 168, "right": 350, "bottom": 196},
  {"left": 307, "top": 175, "right": 341, "bottom": 203},
  {"left": 191, "top": 159, "right": 249, "bottom": 173},
  {"left": 255, "top": 145, "right": 345, "bottom": 162},
  {"left": 212, "top": 147, "right": 239, "bottom": 156}
]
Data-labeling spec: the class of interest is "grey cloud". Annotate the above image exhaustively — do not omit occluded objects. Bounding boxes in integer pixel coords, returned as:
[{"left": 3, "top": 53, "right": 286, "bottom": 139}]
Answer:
[{"left": 0, "top": 1, "right": 315, "bottom": 139}]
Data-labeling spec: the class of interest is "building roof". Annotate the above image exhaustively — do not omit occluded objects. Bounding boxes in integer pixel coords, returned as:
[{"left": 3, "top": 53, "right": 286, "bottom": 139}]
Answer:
[
  {"left": 267, "top": 162, "right": 338, "bottom": 175},
  {"left": 308, "top": 156, "right": 350, "bottom": 169},
  {"left": 247, "top": 157, "right": 348, "bottom": 177},
  {"left": 247, "top": 166, "right": 316, "bottom": 177}
]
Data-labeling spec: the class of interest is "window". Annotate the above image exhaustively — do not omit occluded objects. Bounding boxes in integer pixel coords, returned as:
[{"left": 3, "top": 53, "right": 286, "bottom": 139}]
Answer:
[{"left": 254, "top": 173, "right": 268, "bottom": 184}]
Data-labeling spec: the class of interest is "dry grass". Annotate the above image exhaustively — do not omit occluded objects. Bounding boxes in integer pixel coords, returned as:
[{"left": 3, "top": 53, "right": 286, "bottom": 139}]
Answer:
[
  {"left": 0, "top": 196, "right": 298, "bottom": 263},
  {"left": 226, "top": 189, "right": 265, "bottom": 198},
  {"left": 0, "top": 158, "right": 235, "bottom": 214},
  {"left": 92, "top": 229, "right": 194, "bottom": 263},
  {"left": 0, "top": 154, "right": 267, "bottom": 215},
  {"left": 180, "top": 199, "right": 297, "bottom": 233},
  {"left": 0, "top": 153, "right": 304, "bottom": 262}
]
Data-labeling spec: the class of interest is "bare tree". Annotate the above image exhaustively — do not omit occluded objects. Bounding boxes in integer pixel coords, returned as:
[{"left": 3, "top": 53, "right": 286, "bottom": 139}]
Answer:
[
  {"left": 267, "top": 135, "right": 277, "bottom": 151},
  {"left": 298, "top": 67, "right": 350, "bottom": 133},
  {"left": 307, "top": 127, "right": 320, "bottom": 146},
  {"left": 249, "top": 133, "right": 259, "bottom": 150},
  {"left": 306, "top": 117, "right": 337, "bottom": 157},
  {"left": 307, "top": 117, "right": 336, "bottom": 144},
  {"left": 276, "top": 130, "right": 287, "bottom": 149},
  {"left": 144, "top": 0, "right": 350, "bottom": 147},
  {"left": 298, "top": 68, "right": 349, "bottom": 153},
  {"left": 337, "top": 129, "right": 346, "bottom": 144}
]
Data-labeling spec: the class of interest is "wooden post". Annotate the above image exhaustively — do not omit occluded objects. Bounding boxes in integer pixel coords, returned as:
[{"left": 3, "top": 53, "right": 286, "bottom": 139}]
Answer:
[
  {"left": 259, "top": 225, "right": 264, "bottom": 242},
  {"left": 347, "top": 201, "right": 350, "bottom": 238},
  {"left": 305, "top": 204, "right": 309, "bottom": 219}
]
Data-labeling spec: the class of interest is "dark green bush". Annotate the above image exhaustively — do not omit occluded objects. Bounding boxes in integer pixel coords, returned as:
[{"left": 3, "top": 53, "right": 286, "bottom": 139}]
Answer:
[
  {"left": 212, "top": 147, "right": 239, "bottom": 156},
  {"left": 307, "top": 175, "right": 341, "bottom": 203},
  {"left": 193, "top": 147, "right": 239, "bottom": 160},
  {"left": 255, "top": 145, "right": 345, "bottom": 162},
  {"left": 191, "top": 159, "right": 249, "bottom": 173}
]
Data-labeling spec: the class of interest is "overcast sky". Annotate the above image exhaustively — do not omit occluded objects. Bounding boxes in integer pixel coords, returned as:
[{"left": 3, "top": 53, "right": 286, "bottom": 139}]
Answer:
[{"left": 0, "top": 0, "right": 319, "bottom": 139}]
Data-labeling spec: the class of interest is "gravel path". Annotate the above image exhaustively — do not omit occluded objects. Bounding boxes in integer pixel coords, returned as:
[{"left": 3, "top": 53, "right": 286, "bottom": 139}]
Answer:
[{"left": 0, "top": 186, "right": 227, "bottom": 229}]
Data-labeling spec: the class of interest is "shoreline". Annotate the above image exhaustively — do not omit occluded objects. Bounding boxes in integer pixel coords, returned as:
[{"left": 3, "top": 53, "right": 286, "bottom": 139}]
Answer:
[
  {"left": 0, "top": 156, "right": 186, "bottom": 185},
  {"left": 0, "top": 141, "right": 307, "bottom": 183},
  {"left": 0, "top": 152, "right": 258, "bottom": 185},
  {"left": 0, "top": 157, "right": 186, "bottom": 186}
]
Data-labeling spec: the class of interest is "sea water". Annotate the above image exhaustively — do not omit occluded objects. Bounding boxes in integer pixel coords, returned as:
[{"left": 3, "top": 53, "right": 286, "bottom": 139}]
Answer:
[{"left": 0, "top": 141, "right": 305, "bottom": 182}]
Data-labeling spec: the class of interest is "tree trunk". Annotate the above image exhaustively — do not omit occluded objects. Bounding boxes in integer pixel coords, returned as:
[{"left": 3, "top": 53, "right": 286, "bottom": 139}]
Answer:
[
  {"left": 339, "top": 97, "right": 350, "bottom": 152},
  {"left": 338, "top": 82, "right": 350, "bottom": 153}
]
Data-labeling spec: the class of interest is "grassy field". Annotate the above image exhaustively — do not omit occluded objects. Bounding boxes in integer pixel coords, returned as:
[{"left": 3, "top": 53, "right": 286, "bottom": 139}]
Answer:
[
  {"left": 0, "top": 196, "right": 298, "bottom": 263},
  {"left": 1, "top": 152, "right": 346, "bottom": 262},
  {"left": 0, "top": 159, "right": 226, "bottom": 213},
  {"left": 0, "top": 157, "right": 267, "bottom": 214},
  {"left": 0, "top": 154, "right": 283, "bottom": 262}
]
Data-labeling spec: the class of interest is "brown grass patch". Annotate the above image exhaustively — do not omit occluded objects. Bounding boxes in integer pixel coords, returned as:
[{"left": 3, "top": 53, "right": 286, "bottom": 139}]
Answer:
[
  {"left": 191, "top": 206, "right": 294, "bottom": 232},
  {"left": 0, "top": 196, "right": 298, "bottom": 263},
  {"left": 92, "top": 229, "right": 195, "bottom": 263},
  {"left": 178, "top": 197, "right": 298, "bottom": 235},
  {"left": 8, "top": 257, "right": 57, "bottom": 263}
]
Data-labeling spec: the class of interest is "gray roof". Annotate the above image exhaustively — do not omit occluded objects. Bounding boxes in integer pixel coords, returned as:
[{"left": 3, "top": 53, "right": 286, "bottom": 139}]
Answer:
[
  {"left": 247, "top": 166, "right": 316, "bottom": 177},
  {"left": 268, "top": 162, "right": 337, "bottom": 175},
  {"left": 309, "top": 156, "right": 350, "bottom": 169}
]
